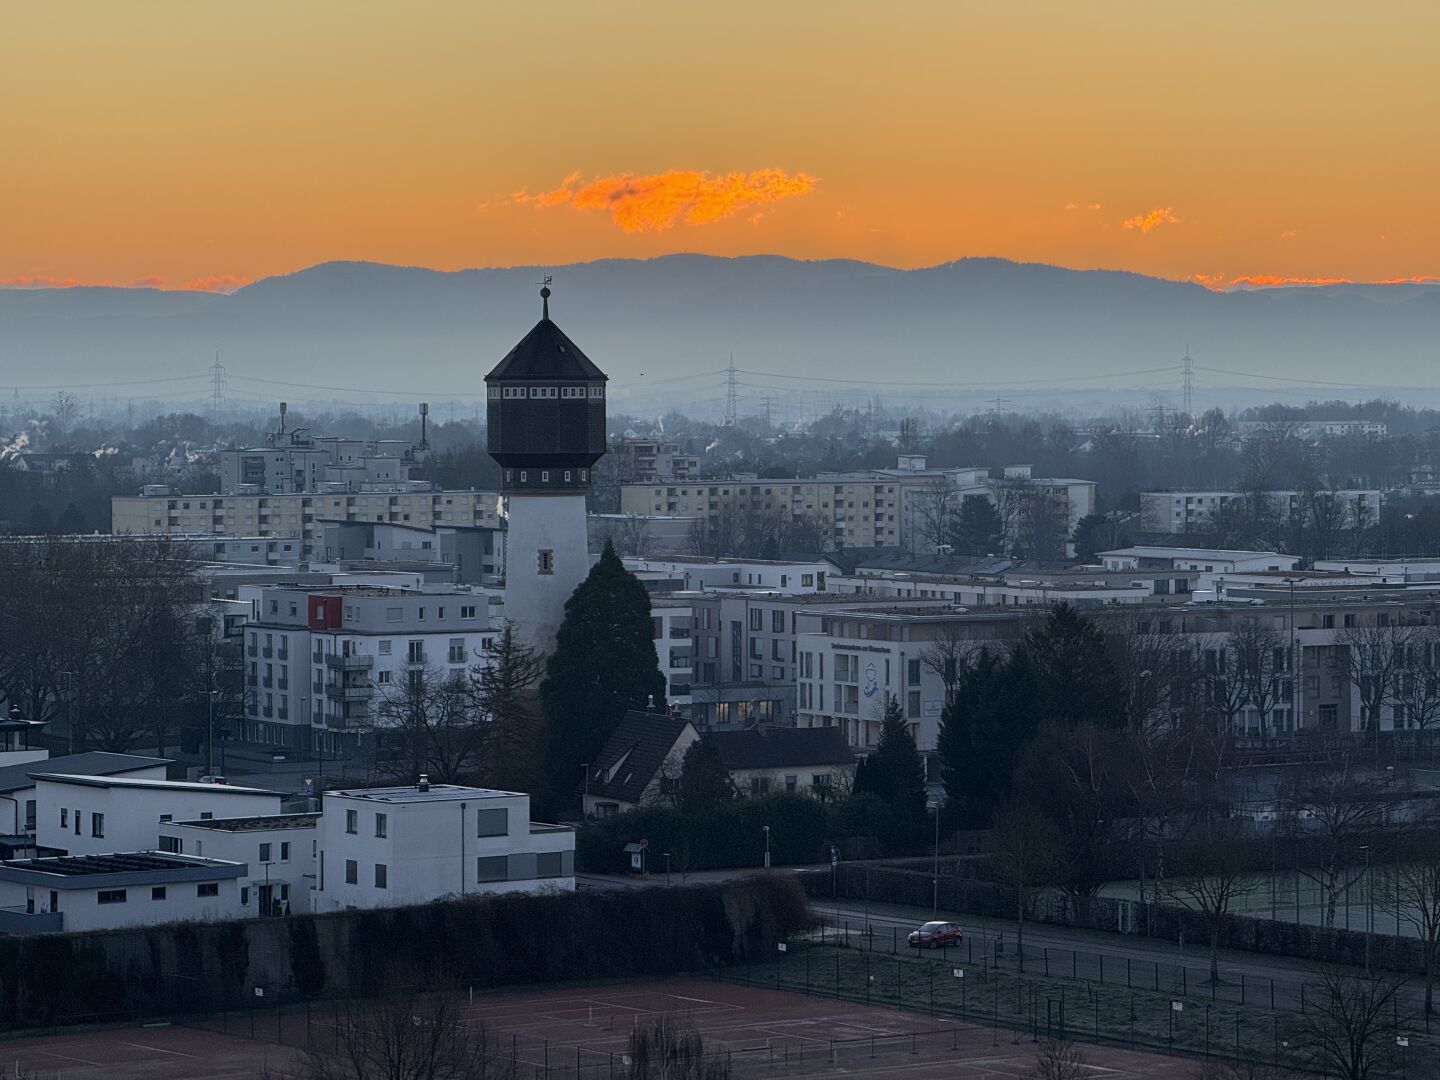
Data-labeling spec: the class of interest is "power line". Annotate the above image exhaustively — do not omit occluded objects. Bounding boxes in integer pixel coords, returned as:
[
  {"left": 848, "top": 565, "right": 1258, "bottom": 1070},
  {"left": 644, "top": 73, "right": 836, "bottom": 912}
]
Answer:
[
  {"left": 734, "top": 365, "right": 1178, "bottom": 388},
  {"left": 1193, "top": 365, "right": 1372, "bottom": 389}
]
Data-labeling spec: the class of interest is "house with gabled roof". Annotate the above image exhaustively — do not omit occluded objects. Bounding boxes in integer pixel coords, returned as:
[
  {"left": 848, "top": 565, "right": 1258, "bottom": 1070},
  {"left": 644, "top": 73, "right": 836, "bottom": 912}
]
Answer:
[{"left": 582, "top": 711, "right": 698, "bottom": 818}]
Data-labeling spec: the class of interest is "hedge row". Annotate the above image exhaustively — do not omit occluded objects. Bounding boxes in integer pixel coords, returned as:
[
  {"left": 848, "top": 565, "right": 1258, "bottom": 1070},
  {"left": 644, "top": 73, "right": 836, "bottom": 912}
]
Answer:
[{"left": 0, "top": 875, "right": 813, "bottom": 1032}]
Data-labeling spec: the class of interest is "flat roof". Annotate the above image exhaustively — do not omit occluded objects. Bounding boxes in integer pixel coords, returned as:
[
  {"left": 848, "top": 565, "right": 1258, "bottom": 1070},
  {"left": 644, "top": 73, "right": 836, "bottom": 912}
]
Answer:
[
  {"left": 0, "top": 851, "right": 243, "bottom": 883},
  {"left": 167, "top": 813, "right": 320, "bottom": 832},
  {"left": 0, "top": 752, "right": 170, "bottom": 795},
  {"left": 31, "top": 774, "right": 282, "bottom": 796},
  {"left": 325, "top": 783, "right": 519, "bottom": 803}
]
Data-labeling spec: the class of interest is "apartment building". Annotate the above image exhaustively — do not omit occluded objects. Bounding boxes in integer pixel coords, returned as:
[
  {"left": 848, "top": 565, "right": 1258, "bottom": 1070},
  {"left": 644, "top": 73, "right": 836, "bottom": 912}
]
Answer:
[
  {"left": 113, "top": 487, "right": 502, "bottom": 557},
  {"left": 312, "top": 780, "right": 574, "bottom": 911},
  {"left": 1236, "top": 419, "right": 1387, "bottom": 442},
  {"left": 621, "top": 476, "right": 904, "bottom": 549},
  {"left": 609, "top": 437, "right": 699, "bottom": 483},
  {"left": 627, "top": 556, "right": 830, "bottom": 594},
  {"left": 1139, "top": 489, "right": 1381, "bottom": 535},
  {"left": 237, "top": 584, "right": 500, "bottom": 754}
]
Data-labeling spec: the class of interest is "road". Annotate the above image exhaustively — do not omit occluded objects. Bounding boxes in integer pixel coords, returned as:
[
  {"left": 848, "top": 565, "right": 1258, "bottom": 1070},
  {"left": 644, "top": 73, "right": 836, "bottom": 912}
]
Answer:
[{"left": 582, "top": 865, "right": 1431, "bottom": 1012}]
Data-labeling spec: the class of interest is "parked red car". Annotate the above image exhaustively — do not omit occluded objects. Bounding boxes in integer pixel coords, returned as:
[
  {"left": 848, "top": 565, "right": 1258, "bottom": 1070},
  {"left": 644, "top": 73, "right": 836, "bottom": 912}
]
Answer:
[{"left": 907, "top": 921, "right": 963, "bottom": 948}]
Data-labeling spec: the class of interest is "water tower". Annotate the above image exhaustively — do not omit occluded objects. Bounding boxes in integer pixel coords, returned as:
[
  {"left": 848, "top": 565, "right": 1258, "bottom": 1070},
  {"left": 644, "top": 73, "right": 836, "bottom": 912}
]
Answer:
[{"left": 485, "top": 285, "right": 607, "bottom": 652}]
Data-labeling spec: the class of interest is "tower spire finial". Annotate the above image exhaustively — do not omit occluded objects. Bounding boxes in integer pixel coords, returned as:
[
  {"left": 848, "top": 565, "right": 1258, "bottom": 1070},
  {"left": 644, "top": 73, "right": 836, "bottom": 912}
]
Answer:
[{"left": 538, "top": 274, "right": 553, "bottom": 320}]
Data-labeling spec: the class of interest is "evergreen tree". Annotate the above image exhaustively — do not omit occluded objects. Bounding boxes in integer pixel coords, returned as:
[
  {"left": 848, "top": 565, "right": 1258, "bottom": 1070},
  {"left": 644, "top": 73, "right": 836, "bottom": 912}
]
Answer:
[
  {"left": 938, "top": 647, "right": 1038, "bottom": 827},
  {"left": 854, "top": 695, "right": 928, "bottom": 827},
  {"left": 950, "top": 495, "right": 1003, "bottom": 556},
  {"left": 540, "top": 543, "right": 666, "bottom": 812},
  {"left": 55, "top": 502, "right": 87, "bottom": 535},
  {"left": 675, "top": 736, "right": 734, "bottom": 815},
  {"left": 1071, "top": 513, "right": 1127, "bottom": 564},
  {"left": 472, "top": 621, "right": 545, "bottom": 794},
  {"left": 1015, "top": 602, "right": 1125, "bottom": 728}
]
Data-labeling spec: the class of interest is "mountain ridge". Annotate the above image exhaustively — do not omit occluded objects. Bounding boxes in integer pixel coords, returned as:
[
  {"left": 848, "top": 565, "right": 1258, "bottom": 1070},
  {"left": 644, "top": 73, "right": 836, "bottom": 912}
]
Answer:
[{"left": 2, "top": 255, "right": 1437, "bottom": 398}]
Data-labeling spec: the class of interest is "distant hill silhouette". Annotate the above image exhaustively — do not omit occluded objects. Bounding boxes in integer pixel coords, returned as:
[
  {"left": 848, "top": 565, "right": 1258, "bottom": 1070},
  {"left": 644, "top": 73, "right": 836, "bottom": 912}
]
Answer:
[{"left": 3, "top": 256, "right": 1438, "bottom": 405}]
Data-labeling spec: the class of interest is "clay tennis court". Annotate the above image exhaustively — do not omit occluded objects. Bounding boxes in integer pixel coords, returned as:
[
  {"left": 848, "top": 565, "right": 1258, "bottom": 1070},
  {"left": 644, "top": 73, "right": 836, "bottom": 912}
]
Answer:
[{"left": 3, "top": 978, "right": 1185, "bottom": 1078}]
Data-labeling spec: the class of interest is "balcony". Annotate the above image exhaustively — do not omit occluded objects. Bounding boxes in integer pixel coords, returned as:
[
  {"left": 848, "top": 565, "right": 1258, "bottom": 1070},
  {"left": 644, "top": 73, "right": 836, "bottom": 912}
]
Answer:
[
  {"left": 325, "top": 683, "right": 373, "bottom": 702},
  {"left": 325, "top": 653, "right": 374, "bottom": 671},
  {"left": 262, "top": 645, "right": 273, "bottom": 658}
]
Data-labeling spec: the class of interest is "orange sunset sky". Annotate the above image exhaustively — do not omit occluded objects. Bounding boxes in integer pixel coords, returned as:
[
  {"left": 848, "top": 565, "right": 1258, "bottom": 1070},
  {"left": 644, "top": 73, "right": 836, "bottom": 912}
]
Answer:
[{"left": 3, "top": 2, "right": 1438, "bottom": 293}]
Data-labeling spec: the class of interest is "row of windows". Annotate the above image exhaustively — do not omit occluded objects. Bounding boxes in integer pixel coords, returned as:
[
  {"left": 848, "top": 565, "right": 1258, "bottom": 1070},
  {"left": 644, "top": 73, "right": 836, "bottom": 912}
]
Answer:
[
  {"left": 492, "top": 386, "right": 604, "bottom": 399},
  {"left": 504, "top": 469, "right": 588, "bottom": 484},
  {"left": 99, "top": 883, "right": 220, "bottom": 905},
  {"left": 343, "top": 807, "right": 509, "bottom": 838}
]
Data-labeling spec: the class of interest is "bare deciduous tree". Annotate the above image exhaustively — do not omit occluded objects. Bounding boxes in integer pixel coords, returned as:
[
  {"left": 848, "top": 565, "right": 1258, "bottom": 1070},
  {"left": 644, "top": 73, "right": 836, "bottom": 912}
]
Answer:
[
  {"left": 628, "top": 1016, "right": 731, "bottom": 1080},
  {"left": 1300, "top": 968, "right": 1404, "bottom": 1080},
  {"left": 920, "top": 624, "right": 974, "bottom": 708},
  {"left": 1030, "top": 1038, "right": 1087, "bottom": 1080},
  {"left": 1162, "top": 815, "right": 1262, "bottom": 985},
  {"left": 276, "top": 983, "right": 514, "bottom": 1080},
  {"left": 1333, "top": 618, "right": 1417, "bottom": 732}
]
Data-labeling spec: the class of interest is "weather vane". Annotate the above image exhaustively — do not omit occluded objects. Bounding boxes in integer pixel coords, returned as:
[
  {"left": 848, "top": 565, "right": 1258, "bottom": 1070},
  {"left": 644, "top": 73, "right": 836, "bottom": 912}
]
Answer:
[{"left": 537, "top": 274, "right": 553, "bottom": 317}]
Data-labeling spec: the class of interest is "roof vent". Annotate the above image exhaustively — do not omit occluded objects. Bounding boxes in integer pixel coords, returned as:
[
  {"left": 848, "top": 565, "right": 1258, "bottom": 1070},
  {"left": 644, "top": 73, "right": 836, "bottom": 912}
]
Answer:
[{"left": 416, "top": 774, "right": 430, "bottom": 793}]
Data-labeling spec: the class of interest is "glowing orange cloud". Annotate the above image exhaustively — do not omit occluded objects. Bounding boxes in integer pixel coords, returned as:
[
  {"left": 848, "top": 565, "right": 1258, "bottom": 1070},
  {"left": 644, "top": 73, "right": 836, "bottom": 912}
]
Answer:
[
  {"left": 518, "top": 168, "right": 817, "bottom": 232},
  {"left": 1123, "top": 207, "right": 1180, "bottom": 233}
]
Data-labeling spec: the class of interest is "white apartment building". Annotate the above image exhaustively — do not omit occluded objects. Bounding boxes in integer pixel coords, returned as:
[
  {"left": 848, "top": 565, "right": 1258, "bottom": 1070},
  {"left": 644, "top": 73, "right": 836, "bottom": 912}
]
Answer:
[
  {"left": 160, "top": 813, "right": 318, "bottom": 917},
  {"left": 112, "top": 487, "right": 502, "bottom": 558},
  {"left": 312, "top": 781, "right": 574, "bottom": 911},
  {"left": 1236, "top": 419, "right": 1387, "bottom": 441},
  {"left": 651, "top": 599, "right": 695, "bottom": 703},
  {"left": 238, "top": 584, "right": 500, "bottom": 754},
  {"left": 0, "top": 852, "right": 247, "bottom": 934},
  {"left": 1139, "top": 489, "right": 1381, "bottom": 535},
  {"left": 626, "top": 556, "right": 830, "bottom": 593},
  {"left": 0, "top": 752, "right": 169, "bottom": 841},
  {"left": 610, "top": 438, "right": 699, "bottom": 483},
  {"left": 1099, "top": 546, "right": 1300, "bottom": 574},
  {"left": 34, "top": 775, "right": 283, "bottom": 856}
]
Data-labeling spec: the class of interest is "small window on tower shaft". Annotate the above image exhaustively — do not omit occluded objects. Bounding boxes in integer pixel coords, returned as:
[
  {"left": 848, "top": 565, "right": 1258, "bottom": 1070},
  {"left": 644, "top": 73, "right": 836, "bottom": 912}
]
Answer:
[
  {"left": 564, "top": 471, "right": 572, "bottom": 482},
  {"left": 541, "top": 471, "right": 550, "bottom": 483},
  {"left": 538, "top": 550, "right": 555, "bottom": 575},
  {"left": 519, "top": 471, "right": 527, "bottom": 483}
]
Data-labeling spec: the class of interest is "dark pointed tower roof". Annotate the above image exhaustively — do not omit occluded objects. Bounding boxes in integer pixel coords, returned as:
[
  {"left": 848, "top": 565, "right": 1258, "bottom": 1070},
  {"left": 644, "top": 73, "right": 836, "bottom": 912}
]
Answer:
[{"left": 485, "top": 287, "right": 607, "bottom": 382}]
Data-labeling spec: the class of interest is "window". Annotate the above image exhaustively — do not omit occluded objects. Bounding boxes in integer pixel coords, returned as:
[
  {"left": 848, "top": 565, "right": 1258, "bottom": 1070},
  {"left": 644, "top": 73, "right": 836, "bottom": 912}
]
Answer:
[
  {"left": 151, "top": 887, "right": 167, "bottom": 901},
  {"left": 476, "top": 855, "right": 508, "bottom": 882},
  {"left": 536, "top": 852, "right": 564, "bottom": 878},
  {"left": 259, "top": 843, "right": 272, "bottom": 862},
  {"left": 346, "top": 809, "right": 358, "bottom": 834},
  {"left": 448, "top": 638, "right": 466, "bottom": 664},
  {"left": 160, "top": 835, "right": 182, "bottom": 854},
  {"left": 377, "top": 669, "right": 392, "bottom": 684},
  {"left": 537, "top": 549, "right": 555, "bottom": 575},
  {"left": 197, "top": 883, "right": 219, "bottom": 897},
  {"left": 386, "top": 607, "right": 403, "bottom": 623},
  {"left": 908, "top": 690, "right": 922, "bottom": 718},
  {"left": 91, "top": 813, "right": 104, "bottom": 839},
  {"left": 408, "top": 640, "right": 425, "bottom": 663},
  {"left": 1318, "top": 703, "right": 1338, "bottom": 727},
  {"left": 98, "top": 889, "right": 127, "bottom": 905},
  {"left": 907, "top": 659, "right": 921, "bottom": 686},
  {"left": 460, "top": 605, "right": 476, "bottom": 620},
  {"left": 749, "top": 777, "right": 771, "bottom": 796},
  {"left": 345, "top": 859, "right": 358, "bottom": 885},
  {"left": 241, "top": 886, "right": 250, "bottom": 906},
  {"left": 772, "top": 610, "right": 785, "bottom": 633},
  {"left": 475, "top": 808, "right": 508, "bottom": 837},
  {"left": 280, "top": 842, "right": 290, "bottom": 862},
  {"left": 60, "top": 808, "right": 67, "bottom": 829},
  {"left": 375, "top": 813, "right": 388, "bottom": 838},
  {"left": 73, "top": 812, "right": 80, "bottom": 835},
  {"left": 379, "top": 640, "right": 392, "bottom": 655},
  {"left": 374, "top": 863, "right": 388, "bottom": 888},
  {"left": 749, "top": 609, "right": 763, "bottom": 631}
]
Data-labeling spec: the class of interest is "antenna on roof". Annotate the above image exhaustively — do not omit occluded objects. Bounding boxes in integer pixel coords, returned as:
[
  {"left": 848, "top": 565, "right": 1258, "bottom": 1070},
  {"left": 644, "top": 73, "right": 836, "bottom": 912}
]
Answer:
[{"left": 537, "top": 275, "right": 553, "bottom": 320}]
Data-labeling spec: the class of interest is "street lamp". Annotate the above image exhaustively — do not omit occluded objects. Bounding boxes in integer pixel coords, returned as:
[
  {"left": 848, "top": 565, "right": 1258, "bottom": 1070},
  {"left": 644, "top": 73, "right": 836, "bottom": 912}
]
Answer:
[
  {"left": 663, "top": 851, "right": 672, "bottom": 886},
  {"left": 1360, "top": 844, "right": 1373, "bottom": 975},
  {"left": 206, "top": 687, "right": 221, "bottom": 775},
  {"left": 763, "top": 825, "right": 771, "bottom": 869},
  {"left": 929, "top": 797, "right": 942, "bottom": 915}
]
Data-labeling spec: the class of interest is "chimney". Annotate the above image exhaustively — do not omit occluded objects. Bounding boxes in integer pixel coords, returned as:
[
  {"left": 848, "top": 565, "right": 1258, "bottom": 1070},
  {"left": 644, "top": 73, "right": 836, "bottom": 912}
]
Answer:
[{"left": 416, "top": 773, "right": 430, "bottom": 793}]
